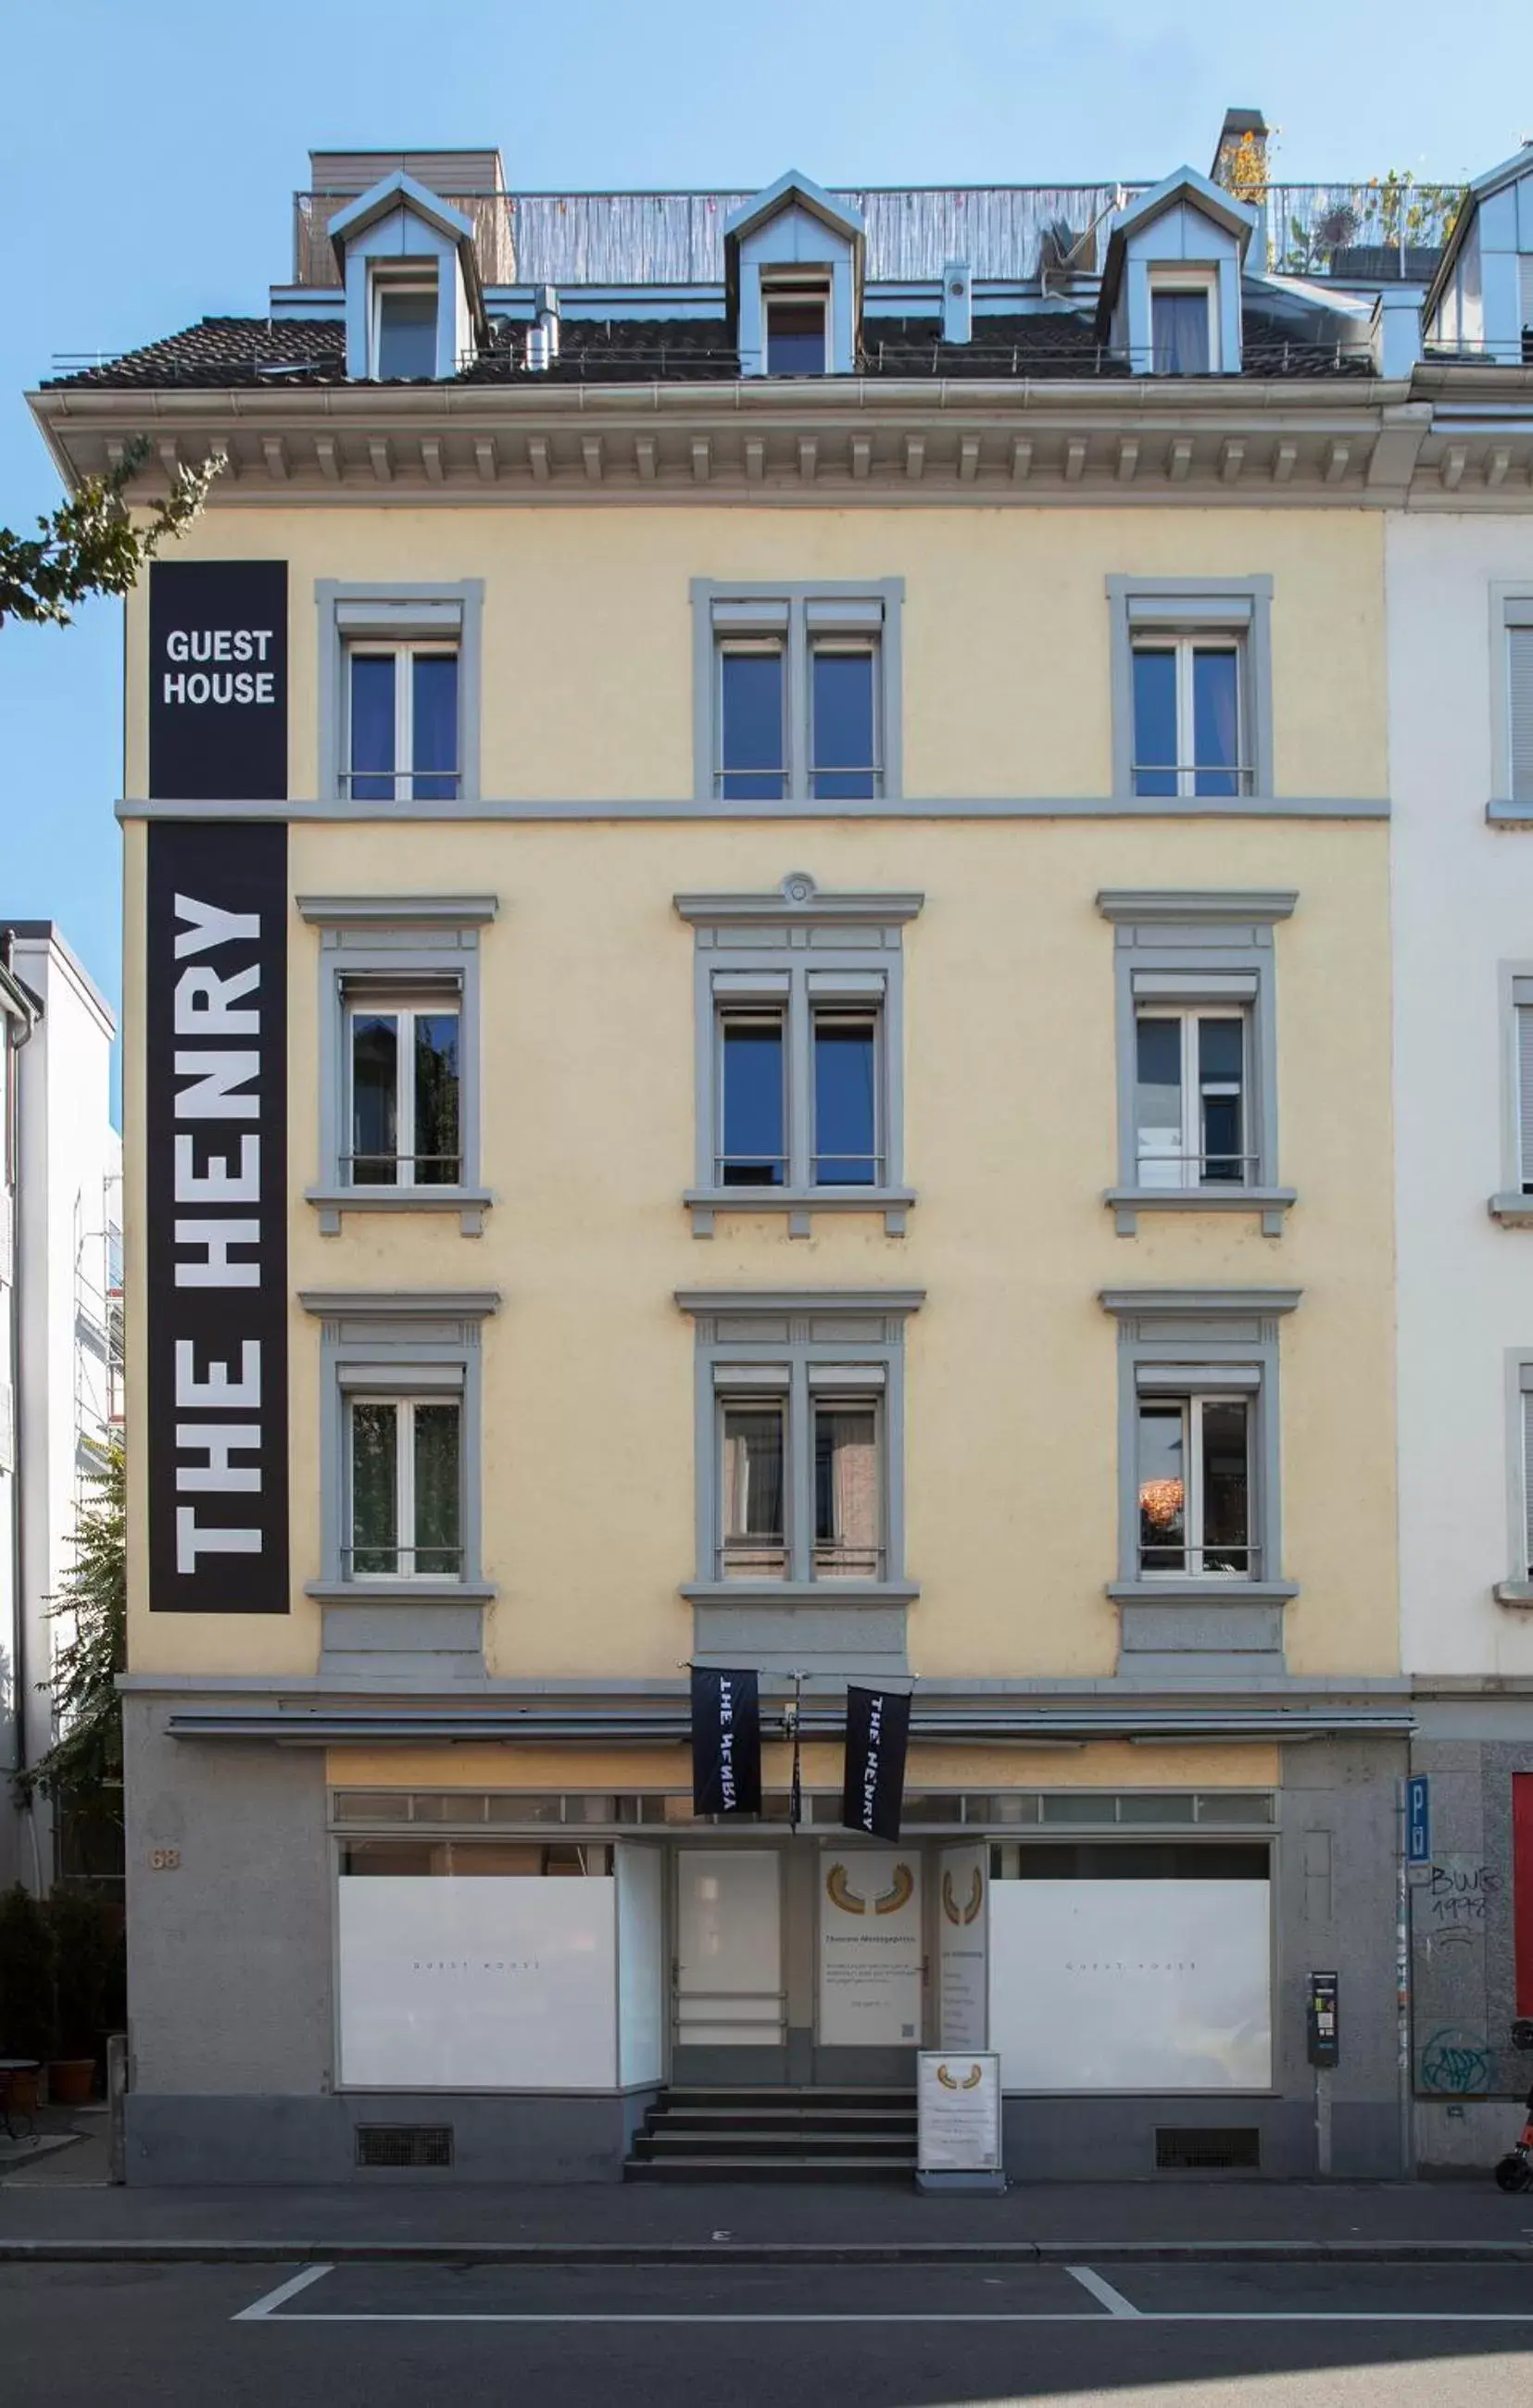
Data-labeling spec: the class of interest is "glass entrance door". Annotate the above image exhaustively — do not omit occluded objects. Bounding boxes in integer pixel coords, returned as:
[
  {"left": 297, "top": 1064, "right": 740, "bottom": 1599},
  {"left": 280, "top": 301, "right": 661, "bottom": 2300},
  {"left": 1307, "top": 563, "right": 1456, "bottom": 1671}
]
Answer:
[{"left": 672, "top": 1849, "right": 786, "bottom": 2081}]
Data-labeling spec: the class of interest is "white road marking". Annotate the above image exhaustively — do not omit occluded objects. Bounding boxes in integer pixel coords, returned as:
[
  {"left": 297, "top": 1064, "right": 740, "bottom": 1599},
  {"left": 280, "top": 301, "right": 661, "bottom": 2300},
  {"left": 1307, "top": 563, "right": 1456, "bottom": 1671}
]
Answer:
[
  {"left": 232, "top": 2264, "right": 333, "bottom": 2321},
  {"left": 1065, "top": 2264, "right": 1141, "bottom": 2317},
  {"left": 250, "top": 2308, "right": 1533, "bottom": 2326}
]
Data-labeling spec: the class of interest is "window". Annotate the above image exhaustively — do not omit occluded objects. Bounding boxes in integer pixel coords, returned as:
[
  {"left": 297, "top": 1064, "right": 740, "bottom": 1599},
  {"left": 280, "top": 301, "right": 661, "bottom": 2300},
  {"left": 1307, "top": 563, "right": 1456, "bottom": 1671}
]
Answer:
[
  {"left": 715, "top": 997, "right": 881, "bottom": 1189},
  {"left": 299, "top": 893, "right": 495, "bottom": 1233},
  {"left": 346, "top": 643, "right": 459, "bottom": 802},
  {"left": 678, "top": 1289, "right": 922, "bottom": 1632},
  {"left": 348, "top": 1393, "right": 461, "bottom": 1579},
  {"left": 1101, "top": 1286, "right": 1300, "bottom": 1622},
  {"left": 1490, "top": 590, "right": 1533, "bottom": 812},
  {"left": 317, "top": 582, "right": 483, "bottom": 808},
  {"left": 1150, "top": 277, "right": 1215, "bottom": 374},
  {"left": 1498, "top": 1358, "right": 1533, "bottom": 1604},
  {"left": 694, "top": 581, "right": 903, "bottom": 807},
  {"left": 1134, "top": 1008, "right": 1248, "bottom": 1187},
  {"left": 765, "top": 286, "right": 828, "bottom": 376},
  {"left": 677, "top": 872, "right": 922, "bottom": 1233},
  {"left": 300, "top": 1286, "right": 498, "bottom": 1606},
  {"left": 1130, "top": 635, "right": 1245, "bottom": 797},
  {"left": 347, "top": 992, "right": 460, "bottom": 1186},
  {"left": 372, "top": 270, "right": 439, "bottom": 380},
  {"left": 1099, "top": 890, "right": 1295, "bottom": 1232},
  {"left": 1107, "top": 577, "right": 1274, "bottom": 804},
  {"left": 1137, "top": 1390, "right": 1252, "bottom": 1576}
]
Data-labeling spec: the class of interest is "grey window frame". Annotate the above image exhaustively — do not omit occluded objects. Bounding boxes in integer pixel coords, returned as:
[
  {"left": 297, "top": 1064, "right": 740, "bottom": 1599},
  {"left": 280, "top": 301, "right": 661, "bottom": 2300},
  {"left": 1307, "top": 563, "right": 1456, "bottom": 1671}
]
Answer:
[
  {"left": 1489, "top": 962, "right": 1533, "bottom": 1223},
  {"left": 1489, "top": 585, "right": 1533, "bottom": 818},
  {"left": 676, "top": 1286, "right": 923, "bottom": 1613},
  {"left": 298, "top": 1288, "right": 498, "bottom": 1606},
  {"left": 1098, "top": 889, "right": 1296, "bottom": 1235},
  {"left": 316, "top": 581, "right": 484, "bottom": 807},
  {"left": 676, "top": 872, "right": 921, "bottom": 1235},
  {"left": 691, "top": 579, "right": 904, "bottom": 807},
  {"left": 298, "top": 893, "right": 497, "bottom": 1235},
  {"left": 1107, "top": 575, "right": 1275, "bottom": 805},
  {"left": 1100, "top": 1288, "right": 1301, "bottom": 1666},
  {"left": 1495, "top": 1353, "right": 1533, "bottom": 1605}
]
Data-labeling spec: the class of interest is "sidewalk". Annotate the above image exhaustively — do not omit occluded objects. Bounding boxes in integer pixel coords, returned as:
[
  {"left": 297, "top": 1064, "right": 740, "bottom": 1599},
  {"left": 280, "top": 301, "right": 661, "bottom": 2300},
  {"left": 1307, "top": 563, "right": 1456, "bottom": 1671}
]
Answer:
[{"left": 4, "top": 2145, "right": 1533, "bottom": 2261}]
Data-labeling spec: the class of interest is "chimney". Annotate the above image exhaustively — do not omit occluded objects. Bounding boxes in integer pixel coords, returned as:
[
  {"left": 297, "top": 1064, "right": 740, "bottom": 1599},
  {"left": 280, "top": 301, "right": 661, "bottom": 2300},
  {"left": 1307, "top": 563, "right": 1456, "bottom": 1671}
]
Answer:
[
  {"left": 525, "top": 284, "right": 560, "bottom": 372},
  {"left": 1211, "top": 107, "right": 1270, "bottom": 204}
]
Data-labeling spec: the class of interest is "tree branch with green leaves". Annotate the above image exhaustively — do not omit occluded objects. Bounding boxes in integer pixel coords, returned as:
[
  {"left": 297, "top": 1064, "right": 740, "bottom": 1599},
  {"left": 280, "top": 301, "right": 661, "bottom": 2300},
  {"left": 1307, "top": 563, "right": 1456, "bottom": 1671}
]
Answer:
[
  {"left": 1, "top": 437, "right": 220, "bottom": 629},
  {"left": 15, "top": 1444, "right": 126, "bottom": 1807}
]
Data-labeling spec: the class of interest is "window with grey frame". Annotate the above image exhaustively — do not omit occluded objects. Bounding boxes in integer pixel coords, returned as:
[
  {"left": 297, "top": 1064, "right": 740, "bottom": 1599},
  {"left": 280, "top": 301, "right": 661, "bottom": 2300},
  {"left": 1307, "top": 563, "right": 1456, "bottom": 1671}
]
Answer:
[
  {"left": 1099, "top": 891, "right": 1295, "bottom": 1235},
  {"left": 677, "top": 879, "right": 921, "bottom": 1235},
  {"left": 679, "top": 1291, "right": 922, "bottom": 1603},
  {"left": 298, "top": 895, "right": 495, "bottom": 1235},
  {"left": 1101, "top": 1288, "right": 1300, "bottom": 1607},
  {"left": 695, "top": 583, "right": 902, "bottom": 805},
  {"left": 1500, "top": 595, "right": 1533, "bottom": 809},
  {"left": 317, "top": 584, "right": 483, "bottom": 808},
  {"left": 1108, "top": 579, "right": 1274, "bottom": 804}
]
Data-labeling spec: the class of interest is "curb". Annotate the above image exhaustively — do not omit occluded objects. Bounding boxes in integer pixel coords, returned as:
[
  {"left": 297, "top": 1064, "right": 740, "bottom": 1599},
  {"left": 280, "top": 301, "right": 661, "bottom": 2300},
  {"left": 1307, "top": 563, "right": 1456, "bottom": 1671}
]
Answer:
[{"left": 2, "top": 2238, "right": 1531, "bottom": 2265}]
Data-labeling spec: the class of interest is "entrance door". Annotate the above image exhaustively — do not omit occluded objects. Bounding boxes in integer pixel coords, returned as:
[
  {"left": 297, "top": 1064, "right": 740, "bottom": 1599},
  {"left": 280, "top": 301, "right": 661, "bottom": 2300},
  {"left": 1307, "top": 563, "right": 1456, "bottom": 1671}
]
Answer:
[{"left": 673, "top": 1850, "right": 786, "bottom": 2082}]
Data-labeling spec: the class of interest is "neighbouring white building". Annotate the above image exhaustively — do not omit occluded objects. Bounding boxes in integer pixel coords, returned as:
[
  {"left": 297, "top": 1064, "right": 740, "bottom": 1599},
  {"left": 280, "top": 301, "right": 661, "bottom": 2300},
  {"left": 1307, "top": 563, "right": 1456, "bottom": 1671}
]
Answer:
[
  {"left": 1393, "top": 140, "right": 1533, "bottom": 2170},
  {"left": 0, "top": 923, "right": 120, "bottom": 1895}
]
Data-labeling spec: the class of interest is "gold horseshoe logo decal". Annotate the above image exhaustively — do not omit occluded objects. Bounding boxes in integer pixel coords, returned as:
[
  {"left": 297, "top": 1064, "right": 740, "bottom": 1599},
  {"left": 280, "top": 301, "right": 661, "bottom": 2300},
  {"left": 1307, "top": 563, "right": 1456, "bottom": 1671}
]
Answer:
[
  {"left": 826, "top": 1862, "right": 916, "bottom": 1916},
  {"left": 935, "top": 2062, "right": 984, "bottom": 2091},
  {"left": 941, "top": 1867, "right": 984, "bottom": 1926}
]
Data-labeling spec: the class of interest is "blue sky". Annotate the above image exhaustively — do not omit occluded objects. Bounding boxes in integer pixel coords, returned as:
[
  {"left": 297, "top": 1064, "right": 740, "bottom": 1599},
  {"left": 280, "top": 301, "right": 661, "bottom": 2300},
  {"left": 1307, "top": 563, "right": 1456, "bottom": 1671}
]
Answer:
[{"left": 6, "top": 0, "right": 1533, "bottom": 1089}]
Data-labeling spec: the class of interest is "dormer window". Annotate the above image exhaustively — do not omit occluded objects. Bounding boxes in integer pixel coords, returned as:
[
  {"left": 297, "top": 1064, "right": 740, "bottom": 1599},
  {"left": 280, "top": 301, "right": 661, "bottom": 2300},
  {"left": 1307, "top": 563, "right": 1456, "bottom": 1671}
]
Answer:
[
  {"left": 372, "top": 268, "right": 439, "bottom": 380},
  {"left": 1150, "top": 272, "right": 1217, "bottom": 374},
  {"left": 765, "top": 282, "right": 829, "bottom": 375}
]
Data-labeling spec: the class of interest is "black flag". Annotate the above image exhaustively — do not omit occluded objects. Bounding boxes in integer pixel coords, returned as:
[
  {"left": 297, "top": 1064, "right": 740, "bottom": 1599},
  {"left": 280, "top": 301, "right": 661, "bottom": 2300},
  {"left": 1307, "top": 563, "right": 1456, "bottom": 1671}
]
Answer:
[
  {"left": 841, "top": 1684, "right": 911, "bottom": 1841},
  {"left": 691, "top": 1667, "right": 762, "bottom": 1817}
]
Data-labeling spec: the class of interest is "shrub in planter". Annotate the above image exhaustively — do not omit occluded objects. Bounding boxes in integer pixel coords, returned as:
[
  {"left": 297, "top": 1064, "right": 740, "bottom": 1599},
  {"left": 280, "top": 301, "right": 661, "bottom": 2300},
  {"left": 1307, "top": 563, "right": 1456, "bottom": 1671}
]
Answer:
[
  {"left": 47, "top": 1888, "right": 114, "bottom": 2098},
  {"left": 0, "top": 1884, "right": 57, "bottom": 2063}
]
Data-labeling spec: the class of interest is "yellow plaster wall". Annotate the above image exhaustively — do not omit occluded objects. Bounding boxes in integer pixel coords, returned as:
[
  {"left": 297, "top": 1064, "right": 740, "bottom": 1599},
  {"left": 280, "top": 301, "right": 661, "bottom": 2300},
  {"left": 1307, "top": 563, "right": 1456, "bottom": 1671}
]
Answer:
[
  {"left": 122, "top": 502, "right": 1395, "bottom": 1688},
  {"left": 324, "top": 1742, "right": 1281, "bottom": 1791},
  {"left": 122, "top": 505, "right": 1387, "bottom": 802}
]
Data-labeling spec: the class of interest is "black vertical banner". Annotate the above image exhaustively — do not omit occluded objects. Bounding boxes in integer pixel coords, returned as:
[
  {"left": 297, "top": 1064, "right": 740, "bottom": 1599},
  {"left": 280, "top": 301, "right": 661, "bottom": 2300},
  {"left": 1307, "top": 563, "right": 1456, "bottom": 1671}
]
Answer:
[
  {"left": 146, "top": 821, "right": 289, "bottom": 1611},
  {"left": 690, "top": 1667, "right": 763, "bottom": 1816},
  {"left": 841, "top": 1685, "right": 911, "bottom": 1841},
  {"left": 148, "top": 560, "right": 287, "bottom": 801}
]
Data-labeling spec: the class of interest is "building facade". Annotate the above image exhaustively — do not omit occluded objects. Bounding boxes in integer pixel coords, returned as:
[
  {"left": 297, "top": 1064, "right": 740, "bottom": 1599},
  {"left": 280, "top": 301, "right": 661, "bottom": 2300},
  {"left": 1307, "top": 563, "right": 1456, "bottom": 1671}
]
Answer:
[
  {"left": 1392, "top": 151, "right": 1533, "bottom": 2172},
  {"left": 33, "top": 118, "right": 1518, "bottom": 2184},
  {"left": 0, "top": 924, "right": 121, "bottom": 1894}
]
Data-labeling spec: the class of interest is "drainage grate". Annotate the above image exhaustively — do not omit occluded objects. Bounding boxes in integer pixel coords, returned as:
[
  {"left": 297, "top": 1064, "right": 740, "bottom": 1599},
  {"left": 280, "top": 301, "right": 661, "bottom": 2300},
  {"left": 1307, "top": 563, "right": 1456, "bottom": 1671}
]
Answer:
[
  {"left": 356, "top": 2124, "right": 454, "bottom": 2168},
  {"left": 1154, "top": 2126, "right": 1261, "bottom": 2172}
]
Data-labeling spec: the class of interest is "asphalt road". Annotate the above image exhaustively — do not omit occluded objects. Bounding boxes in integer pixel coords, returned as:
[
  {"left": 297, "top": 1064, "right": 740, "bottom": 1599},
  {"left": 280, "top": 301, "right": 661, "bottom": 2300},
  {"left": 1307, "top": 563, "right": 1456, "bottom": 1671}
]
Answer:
[{"left": 10, "top": 2258, "right": 1533, "bottom": 2406}]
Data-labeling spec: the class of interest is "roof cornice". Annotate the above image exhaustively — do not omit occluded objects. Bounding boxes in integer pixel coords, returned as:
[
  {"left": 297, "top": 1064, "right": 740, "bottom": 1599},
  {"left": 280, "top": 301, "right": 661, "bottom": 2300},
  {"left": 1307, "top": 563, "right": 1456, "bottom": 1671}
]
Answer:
[{"left": 25, "top": 373, "right": 1533, "bottom": 507}]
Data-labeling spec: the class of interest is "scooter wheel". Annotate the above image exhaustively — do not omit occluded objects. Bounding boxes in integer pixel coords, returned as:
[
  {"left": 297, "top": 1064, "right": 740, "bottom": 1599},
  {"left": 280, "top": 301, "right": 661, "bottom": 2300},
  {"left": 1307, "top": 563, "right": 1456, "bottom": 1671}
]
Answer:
[{"left": 1494, "top": 2154, "right": 1532, "bottom": 2192}]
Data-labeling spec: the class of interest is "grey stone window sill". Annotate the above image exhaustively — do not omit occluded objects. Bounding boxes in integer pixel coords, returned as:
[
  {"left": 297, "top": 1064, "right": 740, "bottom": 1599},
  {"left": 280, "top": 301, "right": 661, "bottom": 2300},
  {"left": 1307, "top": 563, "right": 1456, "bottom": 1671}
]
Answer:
[
  {"left": 1106, "top": 1580, "right": 1299, "bottom": 1607},
  {"left": 1486, "top": 800, "right": 1533, "bottom": 826},
  {"left": 685, "top": 1187, "right": 915, "bottom": 1238},
  {"left": 682, "top": 1579, "right": 921, "bottom": 1610},
  {"left": 1489, "top": 1193, "right": 1533, "bottom": 1226},
  {"left": 307, "top": 1184, "right": 493, "bottom": 1237},
  {"left": 1493, "top": 1581, "right": 1533, "bottom": 1609},
  {"left": 305, "top": 1578, "right": 498, "bottom": 1605},
  {"left": 1107, "top": 1186, "right": 1296, "bottom": 1238}
]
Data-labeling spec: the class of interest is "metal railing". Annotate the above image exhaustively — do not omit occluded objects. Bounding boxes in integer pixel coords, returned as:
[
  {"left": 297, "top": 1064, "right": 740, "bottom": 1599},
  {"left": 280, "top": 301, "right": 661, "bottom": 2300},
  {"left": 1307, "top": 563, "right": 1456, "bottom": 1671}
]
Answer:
[{"left": 1260, "top": 181, "right": 1462, "bottom": 280}]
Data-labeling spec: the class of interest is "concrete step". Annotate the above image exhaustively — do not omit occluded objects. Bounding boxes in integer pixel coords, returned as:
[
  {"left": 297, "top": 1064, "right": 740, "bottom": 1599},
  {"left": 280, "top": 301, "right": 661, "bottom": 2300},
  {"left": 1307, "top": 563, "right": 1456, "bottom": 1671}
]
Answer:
[
  {"left": 624, "top": 2152, "right": 915, "bottom": 2183},
  {"left": 635, "top": 2129, "right": 916, "bottom": 2160}
]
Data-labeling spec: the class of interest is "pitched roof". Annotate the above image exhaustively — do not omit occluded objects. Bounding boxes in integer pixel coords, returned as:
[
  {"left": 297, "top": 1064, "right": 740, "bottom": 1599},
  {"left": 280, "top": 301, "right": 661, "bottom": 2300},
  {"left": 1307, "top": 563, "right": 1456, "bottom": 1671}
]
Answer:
[{"left": 44, "top": 305, "right": 1368, "bottom": 391}]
